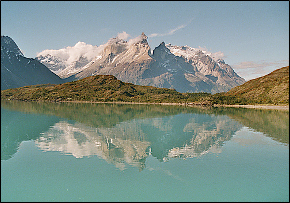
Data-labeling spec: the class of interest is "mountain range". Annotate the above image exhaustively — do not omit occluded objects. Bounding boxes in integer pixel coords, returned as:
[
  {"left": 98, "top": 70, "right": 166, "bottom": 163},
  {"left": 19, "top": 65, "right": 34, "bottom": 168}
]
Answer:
[
  {"left": 1, "top": 36, "right": 63, "bottom": 90},
  {"left": 36, "top": 32, "right": 246, "bottom": 93}
]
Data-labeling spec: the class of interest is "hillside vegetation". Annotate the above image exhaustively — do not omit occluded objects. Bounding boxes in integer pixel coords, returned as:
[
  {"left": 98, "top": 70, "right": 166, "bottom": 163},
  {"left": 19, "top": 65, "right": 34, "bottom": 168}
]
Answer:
[
  {"left": 211, "top": 66, "right": 289, "bottom": 105},
  {"left": 1, "top": 67, "right": 289, "bottom": 106},
  {"left": 1, "top": 75, "right": 210, "bottom": 104}
]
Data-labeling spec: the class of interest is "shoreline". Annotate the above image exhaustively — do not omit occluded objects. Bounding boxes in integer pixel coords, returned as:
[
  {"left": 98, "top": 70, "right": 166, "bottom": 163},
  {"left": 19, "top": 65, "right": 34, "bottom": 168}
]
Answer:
[
  {"left": 215, "top": 104, "right": 289, "bottom": 111},
  {"left": 2, "top": 99, "right": 289, "bottom": 110},
  {"left": 54, "top": 100, "right": 290, "bottom": 111}
]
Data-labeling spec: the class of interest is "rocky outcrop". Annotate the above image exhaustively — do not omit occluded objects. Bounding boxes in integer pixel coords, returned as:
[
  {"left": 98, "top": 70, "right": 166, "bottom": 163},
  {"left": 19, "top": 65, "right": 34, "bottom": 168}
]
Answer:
[
  {"left": 1, "top": 36, "right": 63, "bottom": 90},
  {"left": 36, "top": 33, "right": 245, "bottom": 93}
]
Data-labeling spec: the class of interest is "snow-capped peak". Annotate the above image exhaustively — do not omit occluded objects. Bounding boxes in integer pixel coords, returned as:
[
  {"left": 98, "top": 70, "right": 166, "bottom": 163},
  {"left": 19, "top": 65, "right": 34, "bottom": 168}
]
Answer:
[
  {"left": 166, "top": 43, "right": 224, "bottom": 62},
  {"left": 36, "top": 41, "right": 102, "bottom": 66},
  {"left": 1, "top": 36, "right": 24, "bottom": 57}
]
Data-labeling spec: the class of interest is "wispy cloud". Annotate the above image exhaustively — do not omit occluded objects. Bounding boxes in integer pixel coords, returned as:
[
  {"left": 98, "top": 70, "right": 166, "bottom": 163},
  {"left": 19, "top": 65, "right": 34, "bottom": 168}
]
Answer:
[
  {"left": 148, "top": 18, "right": 193, "bottom": 38},
  {"left": 232, "top": 60, "right": 289, "bottom": 81},
  {"left": 37, "top": 41, "right": 102, "bottom": 65},
  {"left": 116, "top": 31, "right": 130, "bottom": 40}
]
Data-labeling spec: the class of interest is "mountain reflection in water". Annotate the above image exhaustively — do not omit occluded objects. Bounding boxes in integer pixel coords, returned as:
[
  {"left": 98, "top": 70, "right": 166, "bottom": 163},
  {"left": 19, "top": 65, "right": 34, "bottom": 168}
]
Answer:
[{"left": 1, "top": 100, "right": 288, "bottom": 171}]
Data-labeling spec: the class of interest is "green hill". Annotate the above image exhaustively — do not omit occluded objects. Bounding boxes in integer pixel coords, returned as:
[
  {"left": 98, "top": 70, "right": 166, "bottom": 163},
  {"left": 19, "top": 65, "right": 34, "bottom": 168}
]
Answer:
[
  {"left": 1, "top": 75, "right": 209, "bottom": 104},
  {"left": 1, "top": 67, "right": 289, "bottom": 106},
  {"left": 212, "top": 66, "right": 289, "bottom": 105}
]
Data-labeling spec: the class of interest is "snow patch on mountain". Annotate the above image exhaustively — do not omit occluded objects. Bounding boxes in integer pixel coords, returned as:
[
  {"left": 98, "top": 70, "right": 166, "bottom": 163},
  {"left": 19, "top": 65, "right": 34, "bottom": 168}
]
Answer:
[
  {"left": 166, "top": 43, "right": 224, "bottom": 62},
  {"left": 37, "top": 41, "right": 102, "bottom": 66},
  {"left": 1, "top": 36, "right": 24, "bottom": 57},
  {"left": 36, "top": 32, "right": 151, "bottom": 76},
  {"left": 33, "top": 32, "right": 245, "bottom": 93}
]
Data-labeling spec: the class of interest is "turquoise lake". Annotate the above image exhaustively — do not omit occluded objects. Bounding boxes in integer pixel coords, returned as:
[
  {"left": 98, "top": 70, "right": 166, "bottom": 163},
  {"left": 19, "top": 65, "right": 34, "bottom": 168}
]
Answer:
[{"left": 1, "top": 100, "right": 289, "bottom": 202}]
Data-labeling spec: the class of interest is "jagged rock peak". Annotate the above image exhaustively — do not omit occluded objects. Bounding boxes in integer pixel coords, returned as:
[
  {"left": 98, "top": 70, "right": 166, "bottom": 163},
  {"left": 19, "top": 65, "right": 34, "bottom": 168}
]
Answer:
[
  {"left": 140, "top": 32, "right": 148, "bottom": 44},
  {"left": 1, "top": 35, "right": 24, "bottom": 57},
  {"left": 1, "top": 35, "right": 14, "bottom": 44},
  {"left": 154, "top": 42, "right": 166, "bottom": 50},
  {"left": 217, "top": 58, "right": 225, "bottom": 64},
  {"left": 127, "top": 32, "right": 149, "bottom": 47},
  {"left": 108, "top": 37, "right": 127, "bottom": 45},
  {"left": 153, "top": 41, "right": 170, "bottom": 53}
]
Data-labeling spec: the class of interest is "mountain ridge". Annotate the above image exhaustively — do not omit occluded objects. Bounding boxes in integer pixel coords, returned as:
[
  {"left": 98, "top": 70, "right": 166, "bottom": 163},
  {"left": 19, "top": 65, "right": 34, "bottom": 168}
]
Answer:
[
  {"left": 1, "top": 36, "right": 63, "bottom": 90},
  {"left": 36, "top": 32, "right": 245, "bottom": 93}
]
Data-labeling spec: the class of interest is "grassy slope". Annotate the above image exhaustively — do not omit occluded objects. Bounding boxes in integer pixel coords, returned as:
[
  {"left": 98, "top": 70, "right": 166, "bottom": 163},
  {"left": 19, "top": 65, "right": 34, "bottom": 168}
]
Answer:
[
  {"left": 1, "top": 67, "right": 289, "bottom": 105},
  {"left": 1, "top": 75, "right": 210, "bottom": 104},
  {"left": 212, "top": 66, "right": 289, "bottom": 105}
]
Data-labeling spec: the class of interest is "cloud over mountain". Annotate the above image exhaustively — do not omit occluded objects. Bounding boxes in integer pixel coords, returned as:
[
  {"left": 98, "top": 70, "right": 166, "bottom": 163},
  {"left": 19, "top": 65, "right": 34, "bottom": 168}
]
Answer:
[
  {"left": 35, "top": 32, "right": 245, "bottom": 93},
  {"left": 37, "top": 41, "right": 102, "bottom": 66},
  {"left": 117, "top": 31, "right": 130, "bottom": 40}
]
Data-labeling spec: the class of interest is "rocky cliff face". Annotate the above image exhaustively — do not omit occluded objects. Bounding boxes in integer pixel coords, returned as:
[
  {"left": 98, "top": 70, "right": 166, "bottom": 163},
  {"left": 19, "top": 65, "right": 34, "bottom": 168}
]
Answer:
[
  {"left": 36, "top": 41, "right": 101, "bottom": 76},
  {"left": 69, "top": 33, "right": 153, "bottom": 84},
  {"left": 36, "top": 33, "right": 245, "bottom": 93},
  {"left": 1, "top": 36, "right": 63, "bottom": 90},
  {"left": 165, "top": 44, "right": 245, "bottom": 93},
  {"left": 36, "top": 54, "right": 67, "bottom": 74}
]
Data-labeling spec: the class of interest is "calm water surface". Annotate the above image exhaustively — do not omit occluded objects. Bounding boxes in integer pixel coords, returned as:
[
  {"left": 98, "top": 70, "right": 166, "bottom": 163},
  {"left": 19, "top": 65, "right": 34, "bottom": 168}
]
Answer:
[{"left": 1, "top": 100, "right": 289, "bottom": 202}]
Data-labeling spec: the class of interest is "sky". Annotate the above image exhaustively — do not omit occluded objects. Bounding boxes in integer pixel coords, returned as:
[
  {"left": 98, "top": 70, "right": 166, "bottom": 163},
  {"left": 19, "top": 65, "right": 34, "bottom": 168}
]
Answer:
[{"left": 1, "top": 1, "right": 289, "bottom": 81}]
